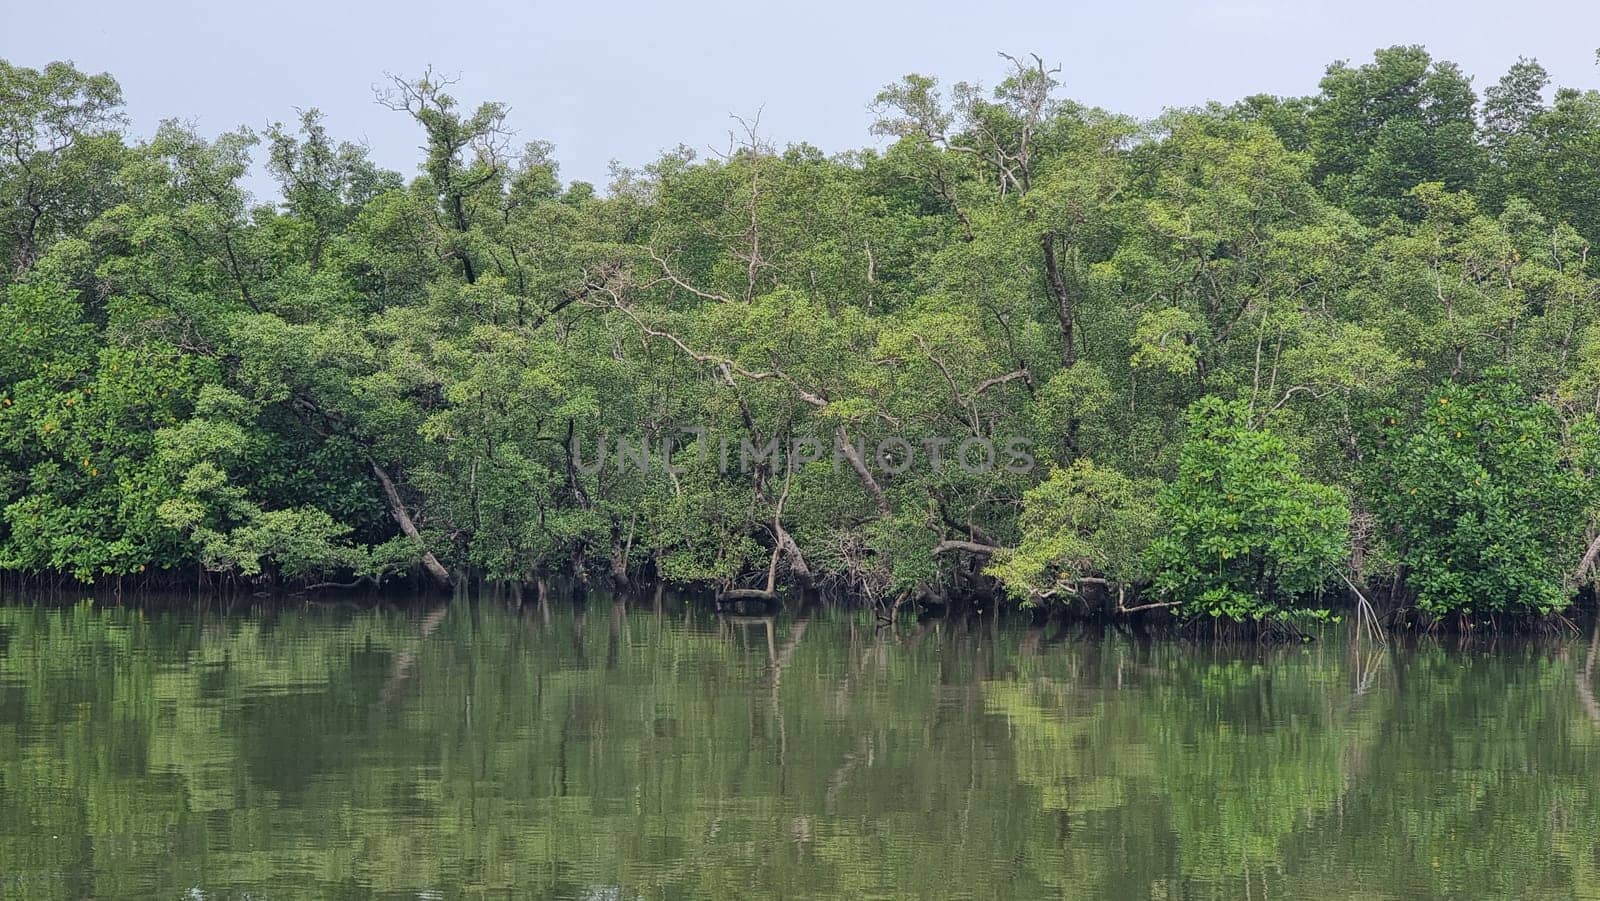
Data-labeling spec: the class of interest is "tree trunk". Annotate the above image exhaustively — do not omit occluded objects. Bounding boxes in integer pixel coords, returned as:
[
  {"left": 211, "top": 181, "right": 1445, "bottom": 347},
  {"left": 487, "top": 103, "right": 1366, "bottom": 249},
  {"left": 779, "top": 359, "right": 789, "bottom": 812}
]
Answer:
[
  {"left": 834, "top": 426, "right": 891, "bottom": 514},
  {"left": 609, "top": 517, "right": 631, "bottom": 588},
  {"left": 450, "top": 193, "right": 478, "bottom": 283},
  {"left": 370, "top": 461, "right": 453, "bottom": 588},
  {"left": 1041, "top": 232, "right": 1075, "bottom": 369},
  {"left": 1577, "top": 531, "right": 1600, "bottom": 586}
]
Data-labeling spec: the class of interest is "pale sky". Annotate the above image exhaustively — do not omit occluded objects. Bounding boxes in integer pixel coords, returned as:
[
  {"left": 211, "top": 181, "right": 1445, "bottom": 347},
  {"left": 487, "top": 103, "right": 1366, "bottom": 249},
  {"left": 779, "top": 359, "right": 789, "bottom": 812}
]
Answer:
[{"left": 4, "top": 0, "right": 1599, "bottom": 199}]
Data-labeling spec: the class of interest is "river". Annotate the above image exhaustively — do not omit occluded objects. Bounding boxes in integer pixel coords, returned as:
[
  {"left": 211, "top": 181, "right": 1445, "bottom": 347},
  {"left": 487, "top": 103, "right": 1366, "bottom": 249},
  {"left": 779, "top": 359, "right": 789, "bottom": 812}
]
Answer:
[{"left": 2, "top": 597, "right": 1599, "bottom": 898}]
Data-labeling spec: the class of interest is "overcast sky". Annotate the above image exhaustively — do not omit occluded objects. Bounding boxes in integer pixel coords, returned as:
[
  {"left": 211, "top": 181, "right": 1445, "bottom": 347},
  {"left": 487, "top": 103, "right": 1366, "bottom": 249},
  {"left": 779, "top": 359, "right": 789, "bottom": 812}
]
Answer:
[{"left": 4, "top": 0, "right": 1598, "bottom": 199}]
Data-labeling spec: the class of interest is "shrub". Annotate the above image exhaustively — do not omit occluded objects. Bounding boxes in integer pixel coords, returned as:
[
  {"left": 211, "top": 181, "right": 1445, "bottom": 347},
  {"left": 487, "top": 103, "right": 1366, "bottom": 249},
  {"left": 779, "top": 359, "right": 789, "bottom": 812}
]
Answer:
[
  {"left": 1147, "top": 398, "right": 1350, "bottom": 621},
  {"left": 988, "top": 459, "right": 1159, "bottom": 606},
  {"left": 1369, "top": 371, "right": 1588, "bottom": 616}
]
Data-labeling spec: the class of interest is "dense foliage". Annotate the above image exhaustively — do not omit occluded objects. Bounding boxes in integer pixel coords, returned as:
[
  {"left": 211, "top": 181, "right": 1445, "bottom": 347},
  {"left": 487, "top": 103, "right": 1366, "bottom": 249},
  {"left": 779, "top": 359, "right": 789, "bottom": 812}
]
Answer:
[
  {"left": 1146, "top": 398, "right": 1349, "bottom": 622},
  {"left": 5, "top": 48, "right": 1600, "bottom": 623},
  {"left": 1370, "top": 371, "right": 1592, "bottom": 617}
]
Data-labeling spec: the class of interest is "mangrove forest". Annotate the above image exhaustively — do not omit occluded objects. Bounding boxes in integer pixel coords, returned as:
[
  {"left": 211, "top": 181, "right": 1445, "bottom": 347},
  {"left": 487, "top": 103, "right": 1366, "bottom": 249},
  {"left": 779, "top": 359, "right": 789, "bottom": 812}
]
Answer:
[{"left": 5, "top": 47, "right": 1600, "bottom": 628}]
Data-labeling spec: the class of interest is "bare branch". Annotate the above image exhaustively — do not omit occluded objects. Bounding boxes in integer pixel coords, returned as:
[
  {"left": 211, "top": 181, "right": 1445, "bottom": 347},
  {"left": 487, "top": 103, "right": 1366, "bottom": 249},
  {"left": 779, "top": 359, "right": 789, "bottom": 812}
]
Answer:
[
  {"left": 932, "top": 539, "right": 1002, "bottom": 556},
  {"left": 644, "top": 246, "right": 737, "bottom": 304}
]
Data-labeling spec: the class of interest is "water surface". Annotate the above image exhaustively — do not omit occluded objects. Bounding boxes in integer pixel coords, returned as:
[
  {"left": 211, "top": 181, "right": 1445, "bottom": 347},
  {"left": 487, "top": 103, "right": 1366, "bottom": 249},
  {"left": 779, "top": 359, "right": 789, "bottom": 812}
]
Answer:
[{"left": 3, "top": 597, "right": 1600, "bottom": 899}]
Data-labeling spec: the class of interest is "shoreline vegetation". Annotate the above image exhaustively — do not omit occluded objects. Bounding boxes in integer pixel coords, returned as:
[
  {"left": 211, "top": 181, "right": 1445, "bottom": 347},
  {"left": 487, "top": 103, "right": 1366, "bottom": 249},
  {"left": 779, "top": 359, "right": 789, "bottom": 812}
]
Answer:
[{"left": 6, "top": 48, "right": 1600, "bottom": 632}]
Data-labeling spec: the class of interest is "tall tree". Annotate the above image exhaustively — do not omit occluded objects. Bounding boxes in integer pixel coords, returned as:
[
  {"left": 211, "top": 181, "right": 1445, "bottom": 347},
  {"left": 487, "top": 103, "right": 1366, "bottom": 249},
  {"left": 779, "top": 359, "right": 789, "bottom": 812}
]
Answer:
[
  {"left": 1308, "top": 46, "right": 1483, "bottom": 220},
  {"left": 0, "top": 60, "right": 125, "bottom": 278}
]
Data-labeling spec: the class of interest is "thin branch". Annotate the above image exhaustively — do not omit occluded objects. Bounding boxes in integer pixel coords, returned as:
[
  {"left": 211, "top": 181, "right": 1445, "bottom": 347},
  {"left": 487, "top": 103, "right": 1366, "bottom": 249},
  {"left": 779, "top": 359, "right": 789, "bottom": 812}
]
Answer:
[{"left": 644, "top": 247, "right": 738, "bottom": 304}]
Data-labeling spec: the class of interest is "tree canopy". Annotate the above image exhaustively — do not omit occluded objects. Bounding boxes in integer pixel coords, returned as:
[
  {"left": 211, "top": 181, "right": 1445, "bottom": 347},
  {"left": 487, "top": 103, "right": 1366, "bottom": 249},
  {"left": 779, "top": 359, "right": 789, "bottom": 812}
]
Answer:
[{"left": 5, "top": 46, "right": 1600, "bottom": 625}]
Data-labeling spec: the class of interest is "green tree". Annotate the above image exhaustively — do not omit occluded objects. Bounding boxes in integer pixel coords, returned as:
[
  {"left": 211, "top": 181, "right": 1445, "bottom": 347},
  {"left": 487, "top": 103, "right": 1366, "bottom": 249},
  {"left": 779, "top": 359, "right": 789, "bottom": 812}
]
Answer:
[
  {"left": 988, "top": 459, "right": 1158, "bottom": 606},
  {"left": 0, "top": 60, "right": 125, "bottom": 278},
  {"left": 1147, "top": 398, "right": 1350, "bottom": 621},
  {"left": 1368, "top": 370, "right": 1590, "bottom": 617},
  {"left": 1308, "top": 46, "right": 1483, "bottom": 220}
]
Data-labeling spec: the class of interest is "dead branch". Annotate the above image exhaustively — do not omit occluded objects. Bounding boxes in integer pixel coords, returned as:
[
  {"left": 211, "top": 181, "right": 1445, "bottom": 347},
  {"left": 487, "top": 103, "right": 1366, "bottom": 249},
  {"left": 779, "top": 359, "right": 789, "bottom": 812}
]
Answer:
[{"left": 932, "top": 539, "right": 1002, "bottom": 556}]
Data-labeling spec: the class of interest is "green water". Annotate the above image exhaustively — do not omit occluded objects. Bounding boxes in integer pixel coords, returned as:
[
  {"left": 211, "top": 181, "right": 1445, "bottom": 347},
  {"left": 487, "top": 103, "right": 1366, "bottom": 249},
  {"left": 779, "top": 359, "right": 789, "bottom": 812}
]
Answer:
[{"left": 3, "top": 599, "right": 1600, "bottom": 899}]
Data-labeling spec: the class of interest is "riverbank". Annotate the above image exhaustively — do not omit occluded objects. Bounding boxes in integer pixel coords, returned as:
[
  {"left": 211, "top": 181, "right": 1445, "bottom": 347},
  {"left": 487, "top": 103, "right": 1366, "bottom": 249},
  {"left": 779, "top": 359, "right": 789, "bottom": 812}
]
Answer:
[{"left": 4, "top": 573, "right": 1596, "bottom": 641}]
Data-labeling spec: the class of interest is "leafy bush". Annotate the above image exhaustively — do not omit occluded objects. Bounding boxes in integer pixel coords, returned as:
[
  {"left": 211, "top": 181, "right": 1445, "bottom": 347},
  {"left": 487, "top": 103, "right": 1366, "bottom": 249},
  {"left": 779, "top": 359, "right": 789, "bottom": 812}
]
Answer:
[
  {"left": 989, "top": 459, "right": 1158, "bottom": 606},
  {"left": 1147, "top": 398, "right": 1350, "bottom": 621},
  {"left": 1369, "top": 371, "right": 1589, "bottom": 616}
]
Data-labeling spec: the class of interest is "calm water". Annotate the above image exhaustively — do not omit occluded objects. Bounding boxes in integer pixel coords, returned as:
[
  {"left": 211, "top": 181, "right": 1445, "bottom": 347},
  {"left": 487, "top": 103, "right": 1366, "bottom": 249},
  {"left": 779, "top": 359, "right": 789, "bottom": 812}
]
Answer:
[{"left": 3, "top": 598, "right": 1600, "bottom": 899}]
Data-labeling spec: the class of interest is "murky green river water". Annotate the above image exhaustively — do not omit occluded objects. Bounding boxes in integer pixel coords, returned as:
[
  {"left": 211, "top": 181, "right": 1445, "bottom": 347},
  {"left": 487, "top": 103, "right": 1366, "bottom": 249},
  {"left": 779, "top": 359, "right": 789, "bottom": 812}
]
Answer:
[{"left": 3, "top": 597, "right": 1600, "bottom": 898}]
